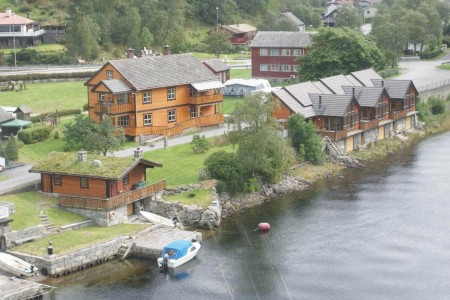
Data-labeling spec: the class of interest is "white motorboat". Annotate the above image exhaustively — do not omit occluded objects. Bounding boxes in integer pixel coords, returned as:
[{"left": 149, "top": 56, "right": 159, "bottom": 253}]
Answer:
[
  {"left": 0, "top": 252, "right": 38, "bottom": 277},
  {"left": 140, "top": 210, "right": 176, "bottom": 228},
  {"left": 157, "top": 239, "right": 201, "bottom": 269}
]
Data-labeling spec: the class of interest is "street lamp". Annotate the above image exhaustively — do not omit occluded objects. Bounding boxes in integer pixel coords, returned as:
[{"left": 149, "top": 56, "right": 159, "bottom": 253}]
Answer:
[
  {"left": 216, "top": 7, "right": 219, "bottom": 31},
  {"left": 12, "top": 12, "right": 16, "bottom": 69}
]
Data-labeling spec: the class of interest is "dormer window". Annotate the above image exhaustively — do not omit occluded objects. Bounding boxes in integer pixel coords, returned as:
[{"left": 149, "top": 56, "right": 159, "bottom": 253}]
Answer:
[
  {"left": 99, "top": 93, "right": 105, "bottom": 101},
  {"left": 106, "top": 70, "right": 113, "bottom": 79}
]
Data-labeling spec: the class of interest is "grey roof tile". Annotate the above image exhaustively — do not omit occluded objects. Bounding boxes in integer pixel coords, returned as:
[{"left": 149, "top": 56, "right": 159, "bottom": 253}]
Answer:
[
  {"left": 203, "top": 59, "right": 230, "bottom": 72},
  {"left": 0, "top": 107, "right": 14, "bottom": 124},
  {"left": 15, "top": 105, "right": 32, "bottom": 114},
  {"left": 310, "top": 94, "right": 354, "bottom": 117},
  {"left": 249, "top": 31, "right": 311, "bottom": 48},
  {"left": 320, "top": 74, "right": 360, "bottom": 95},
  {"left": 280, "top": 12, "right": 304, "bottom": 26},
  {"left": 273, "top": 88, "right": 316, "bottom": 118},
  {"left": 371, "top": 79, "right": 413, "bottom": 99},
  {"left": 342, "top": 86, "right": 384, "bottom": 107},
  {"left": 99, "top": 79, "right": 132, "bottom": 93},
  {"left": 350, "top": 68, "right": 382, "bottom": 87},
  {"left": 109, "top": 54, "right": 218, "bottom": 90}
]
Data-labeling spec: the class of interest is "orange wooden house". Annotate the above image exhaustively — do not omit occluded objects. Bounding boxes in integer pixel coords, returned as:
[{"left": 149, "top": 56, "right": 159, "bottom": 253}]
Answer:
[
  {"left": 29, "top": 150, "right": 165, "bottom": 226},
  {"left": 85, "top": 53, "right": 225, "bottom": 139},
  {"left": 272, "top": 68, "right": 418, "bottom": 153}
]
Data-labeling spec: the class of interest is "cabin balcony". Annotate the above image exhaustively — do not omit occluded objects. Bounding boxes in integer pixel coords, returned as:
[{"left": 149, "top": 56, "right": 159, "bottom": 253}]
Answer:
[
  {"left": 59, "top": 180, "right": 166, "bottom": 210},
  {"left": 231, "top": 37, "right": 250, "bottom": 45},
  {"left": 359, "top": 119, "right": 379, "bottom": 130},
  {"left": 316, "top": 129, "right": 348, "bottom": 141},
  {"left": 390, "top": 110, "right": 408, "bottom": 121},
  {"left": 94, "top": 102, "right": 133, "bottom": 114},
  {"left": 188, "top": 93, "right": 223, "bottom": 105},
  {"left": 124, "top": 114, "right": 224, "bottom": 137}
]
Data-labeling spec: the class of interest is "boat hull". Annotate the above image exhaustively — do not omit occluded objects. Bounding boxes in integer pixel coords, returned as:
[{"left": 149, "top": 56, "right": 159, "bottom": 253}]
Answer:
[
  {"left": 157, "top": 242, "right": 201, "bottom": 268},
  {"left": 140, "top": 211, "right": 175, "bottom": 228},
  {"left": 0, "top": 252, "right": 38, "bottom": 277}
]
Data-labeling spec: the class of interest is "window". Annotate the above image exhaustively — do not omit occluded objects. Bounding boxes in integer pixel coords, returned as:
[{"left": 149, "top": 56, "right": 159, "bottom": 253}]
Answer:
[
  {"left": 123, "top": 174, "right": 129, "bottom": 186},
  {"left": 190, "top": 107, "right": 197, "bottom": 119},
  {"left": 144, "top": 113, "right": 152, "bottom": 126},
  {"left": 282, "top": 65, "right": 292, "bottom": 72},
  {"left": 271, "top": 64, "right": 280, "bottom": 71},
  {"left": 259, "top": 48, "right": 268, "bottom": 56},
  {"left": 293, "top": 49, "right": 302, "bottom": 56},
  {"left": 282, "top": 49, "right": 291, "bottom": 56},
  {"left": 270, "top": 48, "right": 280, "bottom": 56},
  {"left": 106, "top": 70, "right": 113, "bottom": 79},
  {"left": 54, "top": 174, "right": 62, "bottom": 186},
  {"left": 143, "top": 91, "right": 152, "bottom": 103},
  {"left": 168, "top": 110, "right": 176, "bottom": 122},
  {"left": 118, "top": 116, "right": 129, "bottom": 127},
  {"left": 80, "top": 177, "right": 89, "bottom": 188},
  {"left": 189, "top": 86, "right": 197, "bottom": 97},
  {"left": 167, "top": 87, "right": 176, "bottom": 100},
  {"left": 99, "top": 93, "right": 105, "bottom": 102},
  {"left": 117, "top": 93, "right": 129, "bottom": 104},
  {"left": 260, "top": 64, "right": 269, "bottom": 72}
]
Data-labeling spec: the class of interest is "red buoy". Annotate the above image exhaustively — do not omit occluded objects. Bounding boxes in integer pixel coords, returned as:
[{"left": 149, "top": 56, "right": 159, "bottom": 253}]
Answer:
[{"left": 257, "top": 222, "right": 270, "bottom": 231}]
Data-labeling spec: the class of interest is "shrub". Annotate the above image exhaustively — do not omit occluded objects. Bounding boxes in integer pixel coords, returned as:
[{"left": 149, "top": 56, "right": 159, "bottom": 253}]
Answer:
[
  {"left": 419, "top": 49, "right": 443, "bottom": 60},
  {"left": 379, "top": 68, "right": 399, "bottom": 78},
  {"left": 31, "top": 109, "right": 82, "bottom": 123},
  {"left": 18, "top": 126, "right": 52, "bottom": 144},
  {"left": 191, "top": 134, "right": 211, "bottom": 153},
  {"left": 429, "top": 97, "right": 446, "bottom": 115}
]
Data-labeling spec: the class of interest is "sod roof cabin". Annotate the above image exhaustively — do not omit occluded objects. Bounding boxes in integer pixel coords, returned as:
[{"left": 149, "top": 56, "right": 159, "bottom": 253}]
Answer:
[{"left": 29, "top": 150, "right": 166, "bottom": 226}]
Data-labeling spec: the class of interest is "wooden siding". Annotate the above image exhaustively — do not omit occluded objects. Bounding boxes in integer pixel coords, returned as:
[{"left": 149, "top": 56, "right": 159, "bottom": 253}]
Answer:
[
  {"left": 359, "top": 119, "right": 379, "bottom": 130},
  {"left": 52, "top": 175, "right": 108, "bottom": 198},
  {"left": 188, "top": 94, "right": 222, "bottom": 105},
  {"left": 59, "top": 180, "right": 166, "bottom": 211},
  {"left": 272, "top": 98, "right": 292, "bottom": 120}
]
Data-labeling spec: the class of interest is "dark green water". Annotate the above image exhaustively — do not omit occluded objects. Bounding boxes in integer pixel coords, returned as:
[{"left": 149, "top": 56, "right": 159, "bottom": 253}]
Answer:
[{"left": 44, "top": 132, "right": 450, "bottom": 300}]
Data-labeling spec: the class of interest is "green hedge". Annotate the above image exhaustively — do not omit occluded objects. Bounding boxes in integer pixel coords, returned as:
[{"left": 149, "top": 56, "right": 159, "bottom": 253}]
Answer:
[
  {"left": 18, "top": 126, "right": 52, "bottom": 144},
  {"left": 30, "top": 109, "right": 82, "bottom": 123},
  {"left": 0, "top": 71, "right": 95, "bottom": 83},
  {"left": 379, "top": 68, "right": 399, "bottom": 78},
  {"left": 419, "top": 49, "right": 443, "bottom": 59}
]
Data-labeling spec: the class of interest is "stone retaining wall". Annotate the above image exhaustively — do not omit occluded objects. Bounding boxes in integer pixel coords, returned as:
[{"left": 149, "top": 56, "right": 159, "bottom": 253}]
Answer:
[
  {"left": 144, "top": 186, "right": 221, "bottom": 229},
  {"left": 6, "top": 225, "right": 45, "bottom": 246}
]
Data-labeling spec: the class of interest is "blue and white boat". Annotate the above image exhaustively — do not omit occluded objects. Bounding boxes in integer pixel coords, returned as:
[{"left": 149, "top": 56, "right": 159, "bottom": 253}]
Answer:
[{"left": 157, "top": 239, "right": 201, "bottom": 269}]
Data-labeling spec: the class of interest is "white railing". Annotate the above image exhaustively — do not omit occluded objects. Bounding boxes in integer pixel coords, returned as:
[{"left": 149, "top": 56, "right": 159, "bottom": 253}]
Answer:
[{"left": 417, "top": 79, "right": 450, "bottom": 92}]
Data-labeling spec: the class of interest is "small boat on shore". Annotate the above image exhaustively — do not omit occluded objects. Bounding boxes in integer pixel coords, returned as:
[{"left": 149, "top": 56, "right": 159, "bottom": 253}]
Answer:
[
  {"left": 157, "top": 239, "right": 201, "bottom": 269},
  {"left": 140, "top": 210, "right": 176, "bottom": 228},
  {"left": 0, "top": 252, "right": 38, "bottom": 277}
]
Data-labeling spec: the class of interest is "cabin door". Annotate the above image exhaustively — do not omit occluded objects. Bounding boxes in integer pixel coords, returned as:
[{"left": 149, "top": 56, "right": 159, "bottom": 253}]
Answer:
[
  {"left": 378, "top": 126, "right": 385, "bottom": 140},
  {"left": 110, "top": 181, "right": 118, "bottom": 197},
  {"left": 346, "top": 136, "right": 354, "bottom": 153},
  {"left": 406, "top": 116, "right": 411, "bottom": 130}
]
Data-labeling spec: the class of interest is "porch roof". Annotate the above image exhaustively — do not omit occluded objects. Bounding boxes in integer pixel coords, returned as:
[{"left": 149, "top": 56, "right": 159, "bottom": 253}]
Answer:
[
  {"left": 191, "top": 80, "right": 224, "bottom": 91},
  {"left": 93, "top": 79, "right": 132, "bottom": 94}
]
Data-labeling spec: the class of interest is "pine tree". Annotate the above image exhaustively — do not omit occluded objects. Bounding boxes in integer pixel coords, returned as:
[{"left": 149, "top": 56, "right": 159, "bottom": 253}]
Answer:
[{"left": 4, "top": 134, "right": 18, "bottom": 163}]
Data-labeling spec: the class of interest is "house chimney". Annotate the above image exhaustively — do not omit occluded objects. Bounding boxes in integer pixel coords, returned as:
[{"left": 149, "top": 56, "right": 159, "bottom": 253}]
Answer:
[
  {"left": 352, "top": 87, "right": 355, "bottom": 96},
  {"left": 5, "top": 8, "right": 11, "bottom": 17},
  {"left": 77, "top": 150, "right": 87, "bottom": 163},
  {"left": 163, "top": 45, "right": 171, "bottom": 56},
  {"left": 381, "top": 80, "right": 384, "bottom": 87},
  {"left": 126, "top": 48, "right": 135, "bottom": 59},
  {"left": 134, "top": 147, "right": 143, "bottom": 159},
  {"left": 27, "top": 11, "right": 31, "bottom": 19},
  {"left": 319, "top": 95, "right": 322, "bottom": 109}
]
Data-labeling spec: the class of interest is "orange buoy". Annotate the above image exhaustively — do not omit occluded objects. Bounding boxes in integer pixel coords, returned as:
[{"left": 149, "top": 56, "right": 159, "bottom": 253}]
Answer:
[{"left": 257, "top": 222, "right": 270, "bottom": 231}]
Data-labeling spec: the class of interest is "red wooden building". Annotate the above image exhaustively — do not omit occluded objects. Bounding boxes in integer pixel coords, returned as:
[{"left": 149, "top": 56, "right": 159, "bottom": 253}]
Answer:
[{"left": 249, "top": 31, "right": 311, "bottom": 81}]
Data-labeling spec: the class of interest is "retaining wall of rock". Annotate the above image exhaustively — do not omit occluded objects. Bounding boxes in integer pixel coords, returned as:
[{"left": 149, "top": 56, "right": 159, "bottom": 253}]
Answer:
[
  {"left": 6, "top": 225, "right": 45, "bottom": 246},
  {"left": 143, "top": 185, "right": 221, "bottom": 229}
]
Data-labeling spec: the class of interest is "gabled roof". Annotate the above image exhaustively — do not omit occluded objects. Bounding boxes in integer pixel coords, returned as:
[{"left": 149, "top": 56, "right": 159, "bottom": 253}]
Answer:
[
  {"left": 350, "top": 68, "right": 383, "bottom": 87},
  {"left": 310, "top": 94, "right": 356, "bottom": 117},
  {"left": 272, "top": 87, "right": 316, "bottom": 118},
  {"left": 371, "top": 79, "right": 418, "bottom": 99},
  {"left": 280, "top": 12, "right": 304, "bottom": 26},
  {"left": 342, "top": 86, "right": 385, "bottom": 107},
  {"left": 221, "top": 24, "right": 257, "bottom": 34},
  {"left": 89, "top": 54, "right": 219, "bottom": 91},
  {"left": 15, "top": 105, "right": 32, "bottom": 114},
  {"left": 29, "top": 152, "right": 162, "bottom": 180},
  {"left": 93, "top": 79, "right": 132, "bottom": 94},
  {"left": 0, "top": 11, "right": 35, "bottom": 26},
  {"left": 320, "top": 74, "right": 363, "bottom": 95},
  {"left": 0, "top": 119, "right": 32, "bottom": 128},
  {"left": 203, "top": 59, "right": 230, "bottom": 72},
  {"left": 250, "top": 31, "right": 311, "bottom": 48},
  {"left": 0, "top": 107, "right": 14, "bottom": 124}
]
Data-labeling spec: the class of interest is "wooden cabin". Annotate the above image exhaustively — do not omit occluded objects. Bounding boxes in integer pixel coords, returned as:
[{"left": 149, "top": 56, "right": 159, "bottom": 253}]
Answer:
[{"left": 29, "top": 150, "right": 165, "bottom": 226}]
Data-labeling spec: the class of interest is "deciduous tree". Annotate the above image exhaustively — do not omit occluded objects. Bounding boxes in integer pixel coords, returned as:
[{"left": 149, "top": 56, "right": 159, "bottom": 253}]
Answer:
[{"left": 204, "top": 30, "right": 232, "bottom": 58}]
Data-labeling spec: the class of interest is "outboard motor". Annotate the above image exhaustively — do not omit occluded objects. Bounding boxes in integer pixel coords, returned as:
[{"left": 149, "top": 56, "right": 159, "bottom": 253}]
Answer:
[{"left": 162, "top": 253, "right": 169, "bottom": 271}]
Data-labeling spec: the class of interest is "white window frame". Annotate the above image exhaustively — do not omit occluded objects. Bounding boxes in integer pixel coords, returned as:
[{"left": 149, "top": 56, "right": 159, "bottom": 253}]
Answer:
[
  {"left": 282, "top": 49, "right": 291, "bottom": 56},
  {"left": 259, "top": 64, "right": 269, "bottom": 72},
  {"left": 270, "top": 48, "right": 280, "bottom": 56},
  {"left": 167, "top": 87, "right": 176, "bottom": 100},
  {"left": 99, "top": 93, "right": 105, "bottom": 102},
  {"left": 259, "top": 48, "right": 268, "bottom": 56},
  {"left": 144, "top": 113, "right": 152, "bottom": 126},
  {"left": 168, "top": 110, "right": 176, "bottom": 122},
  {"left": 106, "top": 70, "right": 113, "bottom": 79},
  {"left": 117, "top": 93, "right": 129, "bottom": 104},
  {"left": 118, "top": 116, "right": 129, "bottom": 127},
  {"left": 271, "top": 64, "right": 280, "bottom": 71},
  {"left": 143, "top": 91, "right": 152, "bottom": 104}
]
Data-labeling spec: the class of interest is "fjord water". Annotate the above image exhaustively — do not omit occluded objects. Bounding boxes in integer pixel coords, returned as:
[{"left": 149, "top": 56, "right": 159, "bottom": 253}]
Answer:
[{"left": 46, "top": 132, "right": 450, "bottom": 300}]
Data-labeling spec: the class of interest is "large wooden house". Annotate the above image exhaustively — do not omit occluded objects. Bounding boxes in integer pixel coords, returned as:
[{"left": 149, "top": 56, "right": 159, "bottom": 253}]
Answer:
[
  {"left": 85, "top": 53, "right": 225, "bottom": 139},
  {"left": 249, "top": 31, "right": 311, "bottom": 81},
  {"left": 29, "top": 150, "right": 165, "bottom": 226},
  {"left": 220, "top": 23, "right": 257, "bottom": 45},
  {"left": 272, "top": 68, "right": 418, "bottom": 153}
]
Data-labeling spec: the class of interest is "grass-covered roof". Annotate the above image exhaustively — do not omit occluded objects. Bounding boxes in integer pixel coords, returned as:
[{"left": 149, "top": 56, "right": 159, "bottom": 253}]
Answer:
[{"left": 29, "top": 152, "right": 161, "bottom": 179}]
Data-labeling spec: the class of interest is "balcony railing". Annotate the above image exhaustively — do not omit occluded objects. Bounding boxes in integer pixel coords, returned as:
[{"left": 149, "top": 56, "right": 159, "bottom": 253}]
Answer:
[
  {"left": 59, "top": 180, "right": 166, "bottom": 211},
  {"left": 316, "top": 129, "right": 348, "bottom": 141},
  {"left": 390, "top": 110, "right": 408, "bottom": 121},
  {"left": 359, "top": 119, "right": 380, "bottom": 130},
  {"left": 188, "top": 94, "right": 222, "bottom": 105},
  {"left": 0, "top": 29, "right": 44, "bottom": 37},
  {"left": 94, "top": 102, "right": 133, "bottom": 114},
  {"left": 124, "top": 114, "right": 224, "bottom": 137}
]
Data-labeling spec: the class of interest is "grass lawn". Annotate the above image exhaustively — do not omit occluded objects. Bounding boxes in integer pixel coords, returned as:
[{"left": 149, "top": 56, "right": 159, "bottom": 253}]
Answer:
[
  {"left": 145, "top": 141, "right": 235, "bottom": 187},
  {"left": 230, "top": 68, "right": 251, "bottom": 79},
  {"left": 165, "top": 189, "right": 212, "bottom": 208},
  {"left": 437, "top": 64, "right": 450, "bottom": 70},
  {"left": 0, "top": 81, "right": 86, "bottom": 114},
  {"left": 223, "top": 96, "right": 244, "bottom": 114},
  {"left": 12, "top": 224, "right": 146, "bottom": 256},
  {"left": 1, "top": 44, "right": 65, "bottom": 55},
  {"left": 19, "top": 135, "right": 68, "bottom": 163},
  {"left": 1, "top": 191, "right": 86, "bottom": 231},
  {"left": 0, "top": 175, "right": 7, "bottom": 181}
]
